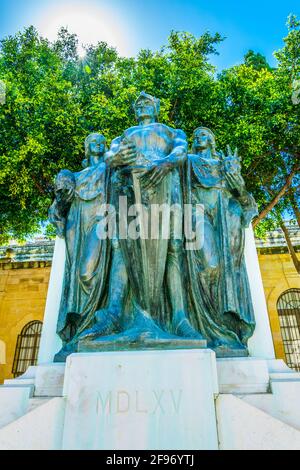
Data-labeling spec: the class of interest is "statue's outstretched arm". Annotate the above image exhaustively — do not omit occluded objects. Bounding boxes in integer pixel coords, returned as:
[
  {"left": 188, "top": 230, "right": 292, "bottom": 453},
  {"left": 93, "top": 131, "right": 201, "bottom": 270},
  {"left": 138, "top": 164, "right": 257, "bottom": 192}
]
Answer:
[{"left": 167, "top": 129, "right": 188, "bottom": 166}]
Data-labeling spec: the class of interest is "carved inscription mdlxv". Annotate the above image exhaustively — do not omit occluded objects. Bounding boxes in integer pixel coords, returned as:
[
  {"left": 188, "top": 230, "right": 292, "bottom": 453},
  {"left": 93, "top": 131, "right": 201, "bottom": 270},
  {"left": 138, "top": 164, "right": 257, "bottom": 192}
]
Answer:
[{"left": 96, "top": 390, "right": 183, "bottom": 415}]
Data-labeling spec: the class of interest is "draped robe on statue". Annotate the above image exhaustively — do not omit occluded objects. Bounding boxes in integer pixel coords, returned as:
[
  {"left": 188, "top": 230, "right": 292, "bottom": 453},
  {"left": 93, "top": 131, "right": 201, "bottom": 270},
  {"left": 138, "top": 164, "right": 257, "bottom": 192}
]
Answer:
[
  {"left": 49, "top": 162, "right": 111, "bottom": 343},
  {"left": 185, "top": 153, "right": 257, "bottom": 352},
  {"left": 112, "top": 124, "right": 187, "bottom": 335}
]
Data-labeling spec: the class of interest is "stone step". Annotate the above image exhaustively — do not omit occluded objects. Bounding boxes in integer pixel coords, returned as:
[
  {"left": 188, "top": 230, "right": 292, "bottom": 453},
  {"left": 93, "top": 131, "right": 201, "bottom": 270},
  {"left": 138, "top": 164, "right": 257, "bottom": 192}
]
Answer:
[
  {"left": 216, "top": 394, "right": 300, "bottom": 450},
  {"left": 0, "top": 386, "right": 32, "bottom": 429},
  {"left": 3, "top": 363, "right": 66, "bottom": 398},
  {"left": 27, "top": 398, "right": 52, "bottom": 414},
  {"left": 267, "top": 359, "right": 300, "bottom": 380},
  {"left": 270, "top": 372, "right": 300, "bottom": 382},
  {"left": 216, "top": 357, "right": 270, "bottom": 394},
  {"left": 34, "top": 364, "right": 65, "bottom": 397},
  {"left": 5, "top": 378, "right": 35, "bottom": 387},
  {"left": 4, "top": 366, "right": 37, "bottom": 386},
  {"left": 0, "top": 397, "right": 66, "bottom": 450},
  {"left": 239, "top": 375, "right": 300, "bottom": 432},
  {"left": 2, "top": 383, "right": 34, "bottom": 397}
]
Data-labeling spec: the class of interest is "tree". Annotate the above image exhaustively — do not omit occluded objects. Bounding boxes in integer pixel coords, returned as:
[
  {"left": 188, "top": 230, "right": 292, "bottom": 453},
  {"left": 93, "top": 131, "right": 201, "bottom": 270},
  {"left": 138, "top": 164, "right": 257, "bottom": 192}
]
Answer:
[
  {"left": 0, "top": 27, "right": 84, "bottom": 243},
  {"left": 0, "top": 17, "right": 300, "bottom": 259},
  {"left": 216, "top": 15, "right": 300, "bottom": 272},
  {"left": 215, "top": 16, "right": 300, "bottom": 244},
  {"left": 0, "top": 27, "right": 223, "bottom": 243},
  {"left": 244, "top": 50, "right": 272, "bottom": 71}
]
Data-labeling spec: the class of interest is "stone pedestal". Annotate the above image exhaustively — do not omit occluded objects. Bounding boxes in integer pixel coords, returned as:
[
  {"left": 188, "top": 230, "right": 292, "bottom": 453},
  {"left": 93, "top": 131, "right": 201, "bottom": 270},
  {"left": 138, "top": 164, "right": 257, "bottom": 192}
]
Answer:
[
  {"left": 39, "top": 228, "right": 275, "bottom": 363},
  {"left": 38, "top": 237, "right": 64, "bottom": 364},
  {"left": 2, "top": 355, "right": 300, "bottom": 449},
  {"left": 245, "top": 226, "right": 275, "bottom": 359},
  {"left": 62, "top": 349, "right": 218, "bottom": 450}
]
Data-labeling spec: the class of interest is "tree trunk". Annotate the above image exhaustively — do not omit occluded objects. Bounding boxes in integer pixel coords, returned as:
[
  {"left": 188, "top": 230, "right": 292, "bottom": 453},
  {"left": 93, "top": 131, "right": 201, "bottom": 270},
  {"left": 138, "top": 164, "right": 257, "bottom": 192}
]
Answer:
[
  {"left": 253, "top": 167, "right": 298, "bottom": 228},
  {"left": 280, "top": 219, "right": 300, "bottom": 275}
]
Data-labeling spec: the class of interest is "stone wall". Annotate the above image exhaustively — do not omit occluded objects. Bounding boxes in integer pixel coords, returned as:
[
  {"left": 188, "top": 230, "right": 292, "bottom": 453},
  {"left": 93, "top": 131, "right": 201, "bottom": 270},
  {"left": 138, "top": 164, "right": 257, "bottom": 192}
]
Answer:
[
  {"left": 257, "top": 252, "right": 300, "bottom": 361},
  {"left": 0, "top": 262, "right": 51, "bottom": 383}
]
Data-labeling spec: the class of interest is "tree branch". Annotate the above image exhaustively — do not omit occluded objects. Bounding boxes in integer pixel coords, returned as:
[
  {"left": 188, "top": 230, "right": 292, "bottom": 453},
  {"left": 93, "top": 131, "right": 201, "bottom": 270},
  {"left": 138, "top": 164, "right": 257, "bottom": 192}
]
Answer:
[
  {"left": 252, "top": 165, "right": 300, "bottom": 228},
  {"left": 32, "top": 175, "right": 47, "bottom": 195}
]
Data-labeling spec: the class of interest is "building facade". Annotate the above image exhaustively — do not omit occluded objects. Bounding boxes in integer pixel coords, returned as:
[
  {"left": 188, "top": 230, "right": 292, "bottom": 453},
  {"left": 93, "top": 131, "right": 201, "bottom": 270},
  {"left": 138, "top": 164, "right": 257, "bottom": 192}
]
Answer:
[
  {"left": 256, "top": 225, "right": 300, "bottom": 371},
  {"left": 0, "top": 230, "right": 299, "bottom": 383},
  {"left": 0, "top": 242, "right": 53, "bottom": 383}
]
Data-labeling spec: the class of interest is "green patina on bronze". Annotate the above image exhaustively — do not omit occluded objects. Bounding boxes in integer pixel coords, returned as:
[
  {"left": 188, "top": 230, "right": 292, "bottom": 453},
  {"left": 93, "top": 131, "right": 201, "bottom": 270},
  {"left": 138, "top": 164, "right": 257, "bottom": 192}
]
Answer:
[{"left": 50, "top": 92, "right": 257, "bottom": 361}]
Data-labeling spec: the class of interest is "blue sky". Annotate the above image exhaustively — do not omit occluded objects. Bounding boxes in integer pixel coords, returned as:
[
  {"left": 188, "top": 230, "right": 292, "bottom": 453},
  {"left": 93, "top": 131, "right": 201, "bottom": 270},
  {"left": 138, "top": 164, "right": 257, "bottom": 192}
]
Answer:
[{"left": 0, "top": 0, "right": 299, "bottom": 71}]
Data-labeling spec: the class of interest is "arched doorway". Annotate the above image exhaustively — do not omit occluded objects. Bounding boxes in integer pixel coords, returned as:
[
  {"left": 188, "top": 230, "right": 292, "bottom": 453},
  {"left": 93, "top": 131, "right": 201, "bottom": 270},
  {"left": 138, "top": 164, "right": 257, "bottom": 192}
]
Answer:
[
  {"left": 12, "top": 321, "right": 43, "bottom": 378},
  {"left": 277, "top": 289, "right": 300, "bottom": 371}
]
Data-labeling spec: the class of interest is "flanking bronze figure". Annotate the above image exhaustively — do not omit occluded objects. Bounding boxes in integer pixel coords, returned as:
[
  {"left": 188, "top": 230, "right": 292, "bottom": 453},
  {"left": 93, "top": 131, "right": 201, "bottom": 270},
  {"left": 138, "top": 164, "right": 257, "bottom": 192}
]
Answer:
[
  {"left": 49, "top": 133, "right": 128, "bottom": 361},
  {"left": 49, "top": 93, "right": 257, "bottom": 361},
  {"left": 186, "top": 127, "right": 257, "bottom": 356}
]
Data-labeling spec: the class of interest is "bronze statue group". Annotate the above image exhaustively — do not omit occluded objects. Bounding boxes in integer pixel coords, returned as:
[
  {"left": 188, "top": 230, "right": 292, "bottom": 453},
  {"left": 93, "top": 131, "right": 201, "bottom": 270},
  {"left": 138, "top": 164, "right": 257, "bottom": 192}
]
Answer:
[{"left": 50, "top": 92, "right": 257, "bottom": 362}]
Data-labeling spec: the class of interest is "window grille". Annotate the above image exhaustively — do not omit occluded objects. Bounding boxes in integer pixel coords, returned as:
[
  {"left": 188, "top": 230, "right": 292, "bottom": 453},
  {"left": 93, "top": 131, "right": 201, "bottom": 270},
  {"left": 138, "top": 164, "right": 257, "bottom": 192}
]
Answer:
[
  {"left": 277, "top": 289, "right": 300, "bottom": 371},
  {"left": 12, "top": 321, "right": 43, "bottom": 378}
]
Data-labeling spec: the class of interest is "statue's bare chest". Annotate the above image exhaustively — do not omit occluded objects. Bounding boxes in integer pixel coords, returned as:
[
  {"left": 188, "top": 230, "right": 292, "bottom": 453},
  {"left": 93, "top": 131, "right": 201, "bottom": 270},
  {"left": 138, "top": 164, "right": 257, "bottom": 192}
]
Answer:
[{"left": 124, "top": 125, "right": 174, "bottom": 162}]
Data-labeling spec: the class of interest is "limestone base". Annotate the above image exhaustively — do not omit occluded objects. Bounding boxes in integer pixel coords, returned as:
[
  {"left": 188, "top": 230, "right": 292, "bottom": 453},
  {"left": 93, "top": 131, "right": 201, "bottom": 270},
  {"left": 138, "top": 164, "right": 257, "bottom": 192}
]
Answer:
[
  {"left": 1, "top": 353, "right": 300, "bottom": 450},
  {"left": 62, "top": 349, "right": 218, "bottom": 450}
]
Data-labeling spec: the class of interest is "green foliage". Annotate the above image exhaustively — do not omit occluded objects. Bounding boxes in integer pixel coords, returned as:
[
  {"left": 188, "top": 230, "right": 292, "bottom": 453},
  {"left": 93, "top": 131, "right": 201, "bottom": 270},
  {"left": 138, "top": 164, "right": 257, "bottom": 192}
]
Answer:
[
  {"left": 0, "top": 20, "right": 299, "bottom": 242},
  {"left": 244, "top": 50, "right": 272, "bottom": 71},
  {"left": 0, "top": 27, "right": 84, "bottom": 243}
]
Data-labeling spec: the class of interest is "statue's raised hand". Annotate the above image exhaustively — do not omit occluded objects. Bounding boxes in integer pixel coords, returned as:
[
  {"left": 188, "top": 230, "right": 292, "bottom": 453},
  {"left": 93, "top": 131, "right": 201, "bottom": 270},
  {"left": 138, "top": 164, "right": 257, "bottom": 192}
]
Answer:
[
  {"left": 220, "top": 146, "right": 245, "bottom": 195},
  {"left": 54, "top": 169, "right": 75, "bottom": 206},
  {"left": 56, "top": 187, "right": 74, "bottom": 205}
]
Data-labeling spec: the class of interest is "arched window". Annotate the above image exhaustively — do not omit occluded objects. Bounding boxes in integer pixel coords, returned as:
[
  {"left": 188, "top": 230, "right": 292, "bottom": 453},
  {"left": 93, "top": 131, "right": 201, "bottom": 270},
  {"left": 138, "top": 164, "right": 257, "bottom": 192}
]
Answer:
[
  {"left": 277, "top": 289, "right": 300, "bottom": 371},
  {"left": 12, "top": 321, "right": 43, "bottom": 378}
]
